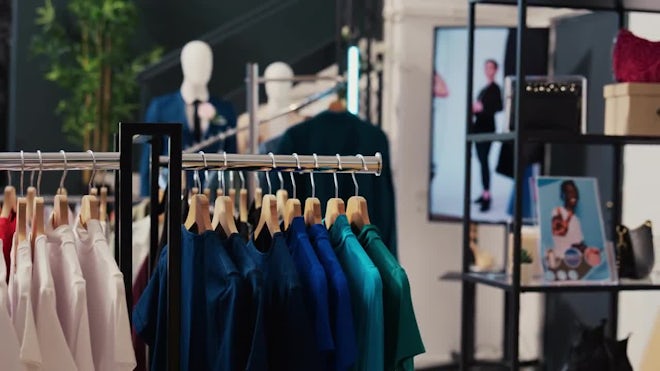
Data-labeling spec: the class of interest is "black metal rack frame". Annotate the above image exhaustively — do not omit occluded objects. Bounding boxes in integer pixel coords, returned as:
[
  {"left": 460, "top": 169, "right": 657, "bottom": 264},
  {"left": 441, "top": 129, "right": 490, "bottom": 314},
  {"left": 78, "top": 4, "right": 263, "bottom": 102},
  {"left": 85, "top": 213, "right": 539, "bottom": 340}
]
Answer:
[
  {"left": 457, "top": 1, "right": 660, "bottom": 370},
  {"left": 117, "top": 123, "right": 183, "bottom": 371}
]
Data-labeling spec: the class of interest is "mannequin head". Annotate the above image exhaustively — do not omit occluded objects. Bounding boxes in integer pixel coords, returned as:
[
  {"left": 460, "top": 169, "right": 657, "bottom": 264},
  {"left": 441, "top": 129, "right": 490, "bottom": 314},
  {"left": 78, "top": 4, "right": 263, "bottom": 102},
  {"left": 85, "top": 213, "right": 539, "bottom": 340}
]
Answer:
[
  {"left": 264, "top": 62, "right": 294, "bottom": 106},
  {"left": 180, "top": 40, "right": 213, "bottom": 86}
]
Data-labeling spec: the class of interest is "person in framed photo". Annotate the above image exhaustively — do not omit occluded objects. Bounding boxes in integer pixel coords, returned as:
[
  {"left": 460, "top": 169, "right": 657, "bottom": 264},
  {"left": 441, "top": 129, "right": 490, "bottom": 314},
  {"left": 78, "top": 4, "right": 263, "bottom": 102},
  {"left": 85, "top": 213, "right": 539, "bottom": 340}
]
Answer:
[
  {"left": 550, "top": 180, "right": 584, "bottom": 257},
  {"left": 472, "top": 59, "right": 503, "bottom": 212}
]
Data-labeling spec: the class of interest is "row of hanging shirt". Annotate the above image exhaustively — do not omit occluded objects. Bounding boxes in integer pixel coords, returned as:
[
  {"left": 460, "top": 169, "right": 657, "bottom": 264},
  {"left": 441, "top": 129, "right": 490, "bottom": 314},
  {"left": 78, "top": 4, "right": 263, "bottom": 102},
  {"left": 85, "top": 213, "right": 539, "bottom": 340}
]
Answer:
[
  {"left": 0, "top": 178, "right": 134, "bottom": 371},
  {"left": 132, "top": 158, "right": 425, "bottom": 371}
]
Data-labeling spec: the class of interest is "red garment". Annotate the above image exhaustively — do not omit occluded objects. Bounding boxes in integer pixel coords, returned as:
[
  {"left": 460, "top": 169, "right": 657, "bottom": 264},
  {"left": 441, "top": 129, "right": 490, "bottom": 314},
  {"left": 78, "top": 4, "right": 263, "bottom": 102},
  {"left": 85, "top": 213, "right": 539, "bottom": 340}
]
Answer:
[
  {"left": 0, "top": 212, "right": 16, "bottom": 282},
  {"left": 132, "top": 258, "right": 149, "bottom": 371},
  {"left": 613, "top": 29, "right": 660, "bottom": 83}
]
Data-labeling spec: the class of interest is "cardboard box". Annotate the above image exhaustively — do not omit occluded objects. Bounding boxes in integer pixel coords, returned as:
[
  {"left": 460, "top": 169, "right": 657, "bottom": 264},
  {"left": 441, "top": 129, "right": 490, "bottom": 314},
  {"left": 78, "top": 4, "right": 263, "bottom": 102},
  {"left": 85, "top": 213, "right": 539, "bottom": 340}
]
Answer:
[{"left": 604, "top": 83, "right": 660, "bottom": 135}]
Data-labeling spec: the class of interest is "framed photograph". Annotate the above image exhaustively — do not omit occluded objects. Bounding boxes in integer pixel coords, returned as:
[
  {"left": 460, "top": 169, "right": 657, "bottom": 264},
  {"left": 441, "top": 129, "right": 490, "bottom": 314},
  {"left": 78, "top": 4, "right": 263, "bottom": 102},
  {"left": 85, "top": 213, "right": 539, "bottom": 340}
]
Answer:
[{"left": 536, "top": 176, "right": 615, "bottom": 283}]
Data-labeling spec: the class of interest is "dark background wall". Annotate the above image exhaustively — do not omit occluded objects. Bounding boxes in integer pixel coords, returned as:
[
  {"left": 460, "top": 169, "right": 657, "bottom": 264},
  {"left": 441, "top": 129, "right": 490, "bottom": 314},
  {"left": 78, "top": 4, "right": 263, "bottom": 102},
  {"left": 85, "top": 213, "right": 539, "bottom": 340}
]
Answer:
[
  {"left": 7, "top": 0, "right": 339, "bottom": 191},
  {"left": 544, "top": 11, "right": 619, "bottom": 370}
]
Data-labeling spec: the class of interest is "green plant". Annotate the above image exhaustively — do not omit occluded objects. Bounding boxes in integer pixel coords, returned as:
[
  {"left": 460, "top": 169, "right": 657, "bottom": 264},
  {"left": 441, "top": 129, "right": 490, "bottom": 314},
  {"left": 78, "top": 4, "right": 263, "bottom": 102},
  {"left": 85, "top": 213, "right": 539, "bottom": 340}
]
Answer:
[
  {"left": 32, "top": 0, "right": 162, "bottom": 151},
  {"left": 521, "top": 248, "right": 533, "bottom": 264}
]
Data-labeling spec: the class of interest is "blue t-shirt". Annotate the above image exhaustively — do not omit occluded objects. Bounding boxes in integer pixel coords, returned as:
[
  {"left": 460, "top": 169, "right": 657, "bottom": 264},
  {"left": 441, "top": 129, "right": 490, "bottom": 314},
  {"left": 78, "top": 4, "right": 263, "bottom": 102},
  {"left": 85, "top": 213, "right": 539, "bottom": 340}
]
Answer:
[
  {"left": 328, "top": 215, "right": 384, "bottom": 371},
  {"left": 132, "top": 226, "right": 242, "bottom": 371},
  {"left": 246, "top": 230, "right": 321, "bottom": 370},
  {"left": 222, "top": 232, "right": 268, "bottom": 371},
  {"left": 285, "top": 217, "right": 334, "bottom": 364},
  {"left": 308, "top": 223, "right": 358, "bottom": 371}
]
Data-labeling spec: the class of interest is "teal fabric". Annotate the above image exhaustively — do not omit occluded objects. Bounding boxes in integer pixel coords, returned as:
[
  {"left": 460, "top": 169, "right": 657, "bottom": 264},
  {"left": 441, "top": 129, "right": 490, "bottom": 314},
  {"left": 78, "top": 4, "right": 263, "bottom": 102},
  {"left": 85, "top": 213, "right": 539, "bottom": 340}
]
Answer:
[
  {"left": 357, "top": 224, "right": 425, "bottom": 371},
  {"left": 328, "top": 215, "right": 384, "bottom": 371},
  {"left": 275, "top": 111, "right": 397, "bottom": 257}
]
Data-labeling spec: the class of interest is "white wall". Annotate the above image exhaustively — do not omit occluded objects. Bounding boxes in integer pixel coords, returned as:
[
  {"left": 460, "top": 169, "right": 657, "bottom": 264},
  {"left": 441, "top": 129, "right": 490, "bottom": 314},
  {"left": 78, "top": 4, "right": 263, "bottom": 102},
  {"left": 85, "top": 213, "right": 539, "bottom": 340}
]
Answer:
[
  {"left": 381, "top": 1, "right": 579, "bottom": 365},
  {"left": 618, "top": 12, "right": 660, "bottom": 371}
]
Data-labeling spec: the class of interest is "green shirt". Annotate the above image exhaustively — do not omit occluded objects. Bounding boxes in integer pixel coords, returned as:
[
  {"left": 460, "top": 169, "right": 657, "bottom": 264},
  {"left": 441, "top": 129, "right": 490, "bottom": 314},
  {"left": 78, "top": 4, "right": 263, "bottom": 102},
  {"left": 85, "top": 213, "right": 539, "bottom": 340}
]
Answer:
[
  {"left": 329, "top": 215, "right": 384, "bottom": 371},
  {"left": 357, "top": 224, "right": 425, "bottom": 371}
]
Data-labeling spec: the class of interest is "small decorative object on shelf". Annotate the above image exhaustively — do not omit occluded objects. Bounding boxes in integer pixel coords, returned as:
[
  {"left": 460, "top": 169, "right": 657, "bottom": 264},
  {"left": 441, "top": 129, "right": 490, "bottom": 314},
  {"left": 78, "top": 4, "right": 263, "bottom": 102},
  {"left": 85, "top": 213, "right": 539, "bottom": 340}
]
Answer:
[
  {"left": 520, "top": 248, "right": 533, "bottom": 284},
  {"left": 536, "top": 176, "right": 615, "bottom": 283},
  {"left": 469, "top": 222, "right": 496, "bottom": 272},
  {"left": 616, "top": 220, "right": 655, "bottom": 279}
]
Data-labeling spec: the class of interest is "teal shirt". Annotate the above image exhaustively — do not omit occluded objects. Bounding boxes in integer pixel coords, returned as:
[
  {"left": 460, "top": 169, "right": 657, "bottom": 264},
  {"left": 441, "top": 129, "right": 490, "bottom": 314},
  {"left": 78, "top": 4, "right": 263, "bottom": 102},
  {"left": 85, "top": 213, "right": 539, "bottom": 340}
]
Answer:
[
  {"left": 357, "top": 224, "right": 425, "bottom": 371},
  {"left": 329, "top": 215, "right": 384, "bottom": 371}
]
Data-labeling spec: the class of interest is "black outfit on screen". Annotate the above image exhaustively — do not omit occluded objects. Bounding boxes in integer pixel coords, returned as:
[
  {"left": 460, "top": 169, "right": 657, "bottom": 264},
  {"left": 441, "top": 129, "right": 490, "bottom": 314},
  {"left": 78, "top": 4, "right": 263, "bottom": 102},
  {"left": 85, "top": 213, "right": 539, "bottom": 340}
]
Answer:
[{"left": 472, "top": 82, "right": 503, "bottom": 192}]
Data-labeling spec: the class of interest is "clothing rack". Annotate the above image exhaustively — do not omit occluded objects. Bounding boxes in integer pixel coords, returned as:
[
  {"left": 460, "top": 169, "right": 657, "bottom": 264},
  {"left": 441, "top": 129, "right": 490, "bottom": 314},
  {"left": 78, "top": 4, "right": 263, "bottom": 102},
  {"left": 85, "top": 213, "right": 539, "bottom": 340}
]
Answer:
[{"left": 5, "top": 122, "right": 382, "bottom": 370}]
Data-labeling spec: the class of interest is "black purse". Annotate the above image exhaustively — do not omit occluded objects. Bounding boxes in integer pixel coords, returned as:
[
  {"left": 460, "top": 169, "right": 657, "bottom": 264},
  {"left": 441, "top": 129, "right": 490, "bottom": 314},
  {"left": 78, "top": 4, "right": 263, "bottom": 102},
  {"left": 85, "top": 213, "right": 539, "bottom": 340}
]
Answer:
[{"left": 616, "top": 221, "right": 655, "bottom": 279}]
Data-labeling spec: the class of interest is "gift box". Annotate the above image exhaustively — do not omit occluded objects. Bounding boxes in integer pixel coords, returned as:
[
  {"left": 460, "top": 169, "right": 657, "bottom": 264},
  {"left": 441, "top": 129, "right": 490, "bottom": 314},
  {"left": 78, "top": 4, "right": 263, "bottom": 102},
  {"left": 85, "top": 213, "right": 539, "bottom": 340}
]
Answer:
[{"left": 604, "top": 82, "right": 660, "bottom": 135}]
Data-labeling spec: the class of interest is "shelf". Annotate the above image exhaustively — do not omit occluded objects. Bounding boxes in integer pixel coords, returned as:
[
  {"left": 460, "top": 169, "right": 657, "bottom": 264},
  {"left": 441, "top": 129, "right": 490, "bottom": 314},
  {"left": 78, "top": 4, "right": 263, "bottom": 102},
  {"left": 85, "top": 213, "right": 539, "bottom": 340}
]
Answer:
[
  {"left": 466, "top": 132, "right": 516, "bottom": 143},
  {"left": 465, "top": 132, "right": 660, "bottom": 145},
  {"left": 470, "top": 0, "right": 660, "bottom": 13},
  {"left": 441, "top": 271, "right": 660, "bottom": 293}
]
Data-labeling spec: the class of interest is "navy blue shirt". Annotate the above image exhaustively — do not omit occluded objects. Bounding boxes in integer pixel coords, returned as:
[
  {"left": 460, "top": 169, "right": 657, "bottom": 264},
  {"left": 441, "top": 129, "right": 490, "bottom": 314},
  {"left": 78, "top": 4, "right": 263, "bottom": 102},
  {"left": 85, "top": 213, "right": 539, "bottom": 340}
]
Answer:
[
  {"left": 247, "top": 230, "right": 321, "bottom": 370},
  {"left": 285, "top": 217, "right": 334, "bottom": 365},
  {"left": 221, "top": 232, "right": 268, "bottom": 371},
  {"left": 308, "top": 223, "right": 358, "bottom": 371},
  {"left": 133, "top": 226, "right": 242, "bottom": 371}
]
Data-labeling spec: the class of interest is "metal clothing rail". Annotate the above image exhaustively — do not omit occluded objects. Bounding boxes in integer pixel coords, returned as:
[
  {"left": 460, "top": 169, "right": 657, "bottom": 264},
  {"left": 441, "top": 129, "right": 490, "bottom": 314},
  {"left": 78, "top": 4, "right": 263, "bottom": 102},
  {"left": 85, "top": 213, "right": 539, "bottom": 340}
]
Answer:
[
  {"left": 183, "top": 83, "right": 344, "bottom": 154},
  {"left": 0, "top": 152, "right": 382, "bottom": 174}
]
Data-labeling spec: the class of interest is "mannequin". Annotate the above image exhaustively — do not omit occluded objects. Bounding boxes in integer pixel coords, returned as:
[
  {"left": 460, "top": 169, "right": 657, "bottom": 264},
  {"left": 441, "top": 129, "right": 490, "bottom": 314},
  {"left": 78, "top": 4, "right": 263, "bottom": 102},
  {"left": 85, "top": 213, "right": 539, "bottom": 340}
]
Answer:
[
  {"left": 140, "top": 40, "right": 237, "bottom": 196},
  {"left": 237, "top": 62, "right": 305, "bottom": 153}
]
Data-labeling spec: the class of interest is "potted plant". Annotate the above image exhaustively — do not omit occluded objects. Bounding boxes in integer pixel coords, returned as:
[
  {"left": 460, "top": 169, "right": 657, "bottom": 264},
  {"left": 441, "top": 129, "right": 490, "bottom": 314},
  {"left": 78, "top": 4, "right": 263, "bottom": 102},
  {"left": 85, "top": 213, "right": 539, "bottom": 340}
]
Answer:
[{"left": 31, "top": 0, "right": 162, "bottom": 156}]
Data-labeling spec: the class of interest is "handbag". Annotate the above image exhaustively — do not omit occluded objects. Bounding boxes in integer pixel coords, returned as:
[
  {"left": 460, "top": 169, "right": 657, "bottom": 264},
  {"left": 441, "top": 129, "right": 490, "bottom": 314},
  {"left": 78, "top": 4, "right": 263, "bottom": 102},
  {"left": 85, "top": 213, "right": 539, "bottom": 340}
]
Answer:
[{"left": 616, "top": 220, "right": 655, "bottom": 279}]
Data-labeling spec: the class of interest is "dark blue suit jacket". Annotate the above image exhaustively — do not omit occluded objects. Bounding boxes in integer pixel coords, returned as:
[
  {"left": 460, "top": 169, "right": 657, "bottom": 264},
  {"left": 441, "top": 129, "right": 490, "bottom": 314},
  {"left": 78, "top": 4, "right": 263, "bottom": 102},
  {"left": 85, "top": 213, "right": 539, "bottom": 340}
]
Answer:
[{"left": 139, "top": 91, "right": 236, "bottom": 196}]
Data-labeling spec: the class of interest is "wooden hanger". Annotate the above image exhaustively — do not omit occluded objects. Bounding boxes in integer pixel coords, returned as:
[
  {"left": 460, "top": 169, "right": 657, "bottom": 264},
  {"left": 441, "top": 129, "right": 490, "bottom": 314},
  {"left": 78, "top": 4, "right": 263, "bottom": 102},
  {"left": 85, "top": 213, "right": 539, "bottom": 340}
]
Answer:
[
  {"left": 283, "top": 156, "right": 303, "bottom": 230},
  {"left": 304, "top": 154, "right": 322, "bottom": 226},
  {"left": 52, "top": 194, "right": 69, "bottom": 228},
  {"left": 79, "top": 195, "right": 100, "bottom": 227},
  {"left": 324, "top": 197, "right": 345, "bottom": 229},
  {"left": 184, "top": 193, "right": 212, "bottom": 233},
  {"left": 31, "top": 197, "right": 45, "bottom": 246},
  {"left": 254, "top": 187, "right": 262, "bottom": 208},
  {"left": 16, "top": 198, "right": 27, "bottom": 243},
  {"left": 239, "top": 189, "right": 249, "bottom": 223},
  {"left": 346, "top": 196, "right": 370, "bottom": 229},
  {"left": 99, "top": 187, "right": 108, "bottom": 222},
  {"left": 26, "top": 186, "right": 36, "bottom": 222},
  {"left": 276, "top": 189, "right": 288, "bottom": 218},
  {"left": 184, "top": 161, "right": 212, "bottom": 233},
  {"left": 328, "top": 98, "right": 346, "bottom": 112},
  {"left": 1, "top": 185, "right": 16, "bottom": 218},
  {"left": 255, "top": 153, "right": 281, "bottom": 237},
  {"left": 275, "top": 172, "right": 288, "bottom": 218},
  {"left": 304, "top": 197, "right": 322, "bottom": 226},
  {"left": 212, "top": 195, "right": 238, "bottom": 235},
  {"left": 254, "top": 194, "right": 280, "bottom": 237},
  {"left": 346, "top": 157, "right": 371, "bottom": 229},
  {"left": 283, "top": 198, "right": 301, "bottom": 231},
  {"left": 324, "top": 155, "right": 346, "bottom": 229}
]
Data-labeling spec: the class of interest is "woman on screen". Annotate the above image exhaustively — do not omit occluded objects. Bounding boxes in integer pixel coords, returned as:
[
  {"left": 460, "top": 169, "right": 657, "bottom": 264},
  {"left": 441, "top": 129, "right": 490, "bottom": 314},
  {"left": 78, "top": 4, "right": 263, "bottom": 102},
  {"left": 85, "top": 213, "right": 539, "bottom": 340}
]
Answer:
[{"left": 472, "top": 59, "right": 503, "bottom": 212}]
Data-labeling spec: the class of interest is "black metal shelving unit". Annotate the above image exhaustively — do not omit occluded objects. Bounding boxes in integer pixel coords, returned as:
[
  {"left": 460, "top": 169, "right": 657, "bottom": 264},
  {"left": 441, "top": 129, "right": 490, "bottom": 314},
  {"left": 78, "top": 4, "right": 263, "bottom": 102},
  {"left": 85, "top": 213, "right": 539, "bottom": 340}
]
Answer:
[{"left": 449, "top": 1, "right": 660, "bottom": 370}]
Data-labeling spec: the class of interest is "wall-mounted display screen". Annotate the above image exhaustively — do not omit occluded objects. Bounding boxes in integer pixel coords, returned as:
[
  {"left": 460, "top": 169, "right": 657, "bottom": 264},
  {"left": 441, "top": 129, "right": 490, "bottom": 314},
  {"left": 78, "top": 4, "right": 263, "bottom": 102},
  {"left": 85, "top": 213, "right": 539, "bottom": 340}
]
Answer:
[{"left": 429, "top": 26, "right": 549, "bottom": 223}]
